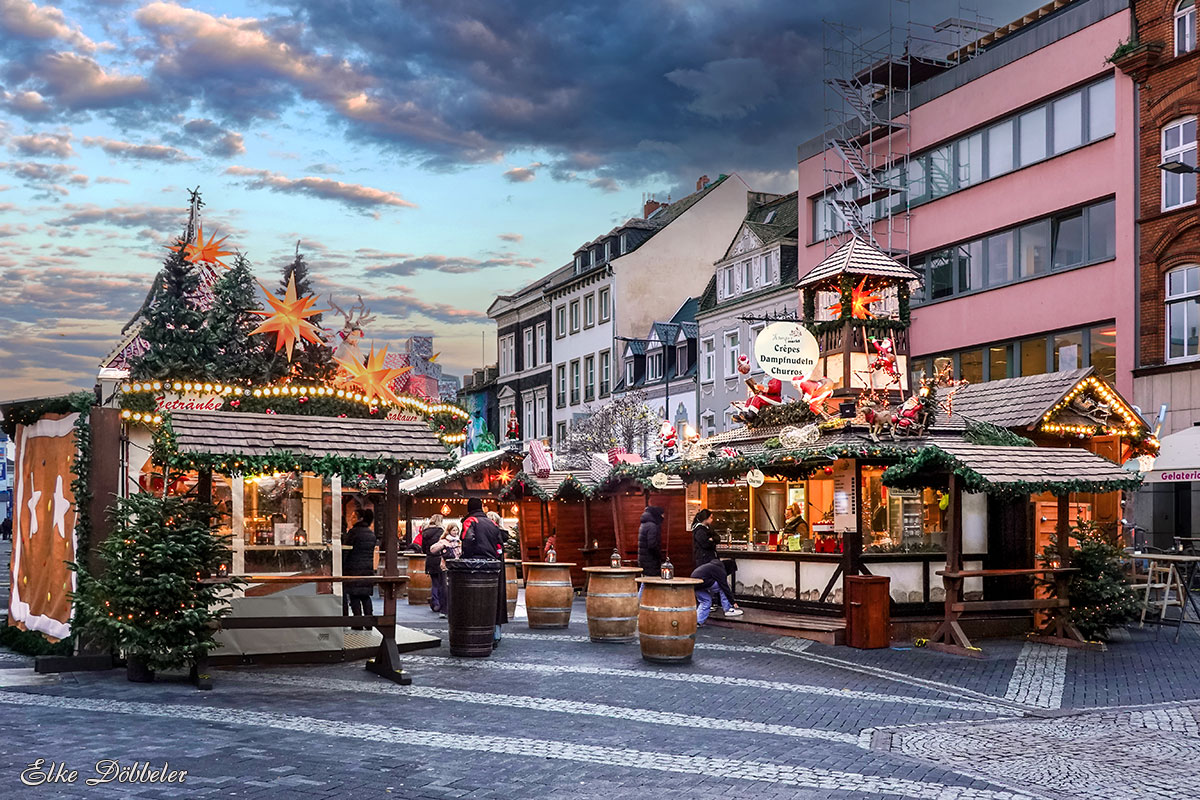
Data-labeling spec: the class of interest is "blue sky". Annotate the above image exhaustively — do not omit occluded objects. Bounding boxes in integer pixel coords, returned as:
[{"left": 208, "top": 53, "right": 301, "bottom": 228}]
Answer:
[{"left": 0, "top": 0, "right": 1040, "bottom": 399}]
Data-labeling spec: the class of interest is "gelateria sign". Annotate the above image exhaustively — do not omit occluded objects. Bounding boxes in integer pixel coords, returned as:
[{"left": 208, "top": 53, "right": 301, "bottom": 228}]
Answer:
[
  {"left": 154, "top": 393, "right": 223, "bottom": 412},
  {"left": 754, "top": 322, "right": 819, "bottom": 382}
]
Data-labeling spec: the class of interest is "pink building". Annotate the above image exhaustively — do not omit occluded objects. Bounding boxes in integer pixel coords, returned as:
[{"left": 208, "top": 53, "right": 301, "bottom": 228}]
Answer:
[{"left": 798, "top": 0, "right": 1134, "bottom": 396}]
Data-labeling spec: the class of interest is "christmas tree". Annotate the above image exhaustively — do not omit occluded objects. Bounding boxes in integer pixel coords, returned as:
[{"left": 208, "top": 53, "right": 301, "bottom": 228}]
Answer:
[
  {"left": 208, "top": 253, "right": 287, "bottom": 383},
  {"left": 74, "top": 491, "right": 236, "bottom": 673},
  {"left": 278, "top": 244, "right": 335, "bottom": 381},
  {"left": 1040, "top": 521, "right": 1139, "bottom": 640}
]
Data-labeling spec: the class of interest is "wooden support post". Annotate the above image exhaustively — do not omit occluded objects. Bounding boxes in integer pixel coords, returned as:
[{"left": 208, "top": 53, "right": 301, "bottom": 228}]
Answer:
[
  {"left": 1031, "top": 493, "right": 1098, "bottom": 649},
  {"left": 927, "top": 474, "right": 981, "bottom": 657},
  {"left": 330, "top": 475, "right": 342, "bottom": 597},
  {"left": 366, "top": 468, "right": 411, "bottom": 685}
]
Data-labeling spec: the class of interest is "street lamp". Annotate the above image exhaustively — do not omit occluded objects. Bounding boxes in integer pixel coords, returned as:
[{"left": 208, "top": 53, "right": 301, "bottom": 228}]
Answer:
[{"left": 1160, "top": 160, "right": 1199, "bottom": 175}]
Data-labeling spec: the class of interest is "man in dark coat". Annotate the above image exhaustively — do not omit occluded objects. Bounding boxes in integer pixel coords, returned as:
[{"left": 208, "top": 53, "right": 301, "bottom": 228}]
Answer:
[
  {"left": 637, "top": 506, "right": 666, "bottom": 577},
  {"left": 343, "top": 509, "right": 378, "bottom": 630},
  {"left": 461, "top": 497, "right": 509, "bottom": 646},
  {"left": 692, "top": 508, "right": 719, "bottom": 566}
]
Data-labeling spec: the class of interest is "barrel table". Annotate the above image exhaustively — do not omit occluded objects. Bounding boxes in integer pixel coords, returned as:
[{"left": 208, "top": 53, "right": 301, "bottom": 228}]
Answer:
[
  {"left": 582, "top": 567, "right": 642, "bottom": 643},
  {"left": 446, "top": 559, "right": 501, "bottom": 657},
  {"left": 521, "top": 562, "right": 575, "bottom": 628},
  {"left": 505, "top": 562, "right": 520, "bottom": 618},
  {"left": 405, "top": 552, "right": 432, "bottom": 606},
  {"left": 636, "top": 577, "right": 702, "bottom": 663}
]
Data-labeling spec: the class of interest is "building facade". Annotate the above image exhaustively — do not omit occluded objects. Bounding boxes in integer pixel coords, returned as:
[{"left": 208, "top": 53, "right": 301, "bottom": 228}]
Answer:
[
  {"left": 487, "top": 271, "right": 559, "bottom": 447},
  {"left": 545, "top": 173, "right": 754, "bottom": 447},
  {"left": 616, "top": 298, "right": 699, "bottom": 436},
  {"left": 696, "top": 192, "right": 800, "bottom": 436},
  {"left": 799, "top": 0, "right": 1135, "bottom": 398}
]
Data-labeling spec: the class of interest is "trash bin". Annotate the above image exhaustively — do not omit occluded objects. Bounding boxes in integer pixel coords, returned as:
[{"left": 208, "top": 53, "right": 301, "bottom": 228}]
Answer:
[
  {"left": 446, "top": 559, "right": 502, "bottom": 657},
  {"left": 845, "top": 575, "right": 890, "bottom": 649}
]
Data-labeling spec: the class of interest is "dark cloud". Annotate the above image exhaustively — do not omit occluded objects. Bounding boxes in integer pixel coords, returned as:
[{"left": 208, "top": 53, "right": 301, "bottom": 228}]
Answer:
[
  {"left": 364, "top": 251, "right": 541, "bottom": 278},
  {"left": 224, "top": 165, "right": 416, "bottom": 212},
  {"left": 26, "top": 51, "right": 152, "bottom": 112},
  {"left": 9, "top": 129, "right": 72, "bottom": 157},
  {"left": 0, "top": 158, "right": 86, "bottom": 196},
  {"left": 48, "top": 202, "right": 182, "bottom": 229},
  {"left": 164, "top": 118, "right": 245, "bottom": 158},
  {"left": 82, "top": 135, "right": 193, "bottom": 161},
  {"left": 497, "top": 232, "right": 522, "bottom": 243}
]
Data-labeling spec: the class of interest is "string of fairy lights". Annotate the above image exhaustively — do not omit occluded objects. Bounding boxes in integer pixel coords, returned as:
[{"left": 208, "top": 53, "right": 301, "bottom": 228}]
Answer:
[{"left": 1037, "top": 376, "right": 1156, "bottom": 444}]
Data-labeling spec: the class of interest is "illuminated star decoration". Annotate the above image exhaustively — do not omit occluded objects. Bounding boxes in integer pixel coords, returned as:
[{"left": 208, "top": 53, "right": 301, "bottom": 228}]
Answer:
[
  {"left": 336, "top": 344, "right": 412, "bottom": 407},
  {"left": 183, "top": 223, "right": 235, "bottom": 268},
  {"left": 249, "top": 274, "right": 328, "bottom": 361},
  {"left": 826, "top": 277, "right": 884, "bottom": 320}
]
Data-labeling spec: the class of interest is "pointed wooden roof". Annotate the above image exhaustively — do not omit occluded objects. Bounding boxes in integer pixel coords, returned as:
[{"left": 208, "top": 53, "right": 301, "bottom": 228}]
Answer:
[{"left": 797, "top": 237, "right": 921, "bottom": 289}]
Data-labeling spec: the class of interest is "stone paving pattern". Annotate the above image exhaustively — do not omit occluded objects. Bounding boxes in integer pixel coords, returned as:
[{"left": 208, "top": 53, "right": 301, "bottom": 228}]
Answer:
[{"left": 0, "top": 591, "right": 1198, "bottom": 799}]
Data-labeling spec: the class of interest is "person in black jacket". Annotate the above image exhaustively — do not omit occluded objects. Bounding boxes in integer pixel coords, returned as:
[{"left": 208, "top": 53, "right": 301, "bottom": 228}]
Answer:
[
  {"left": 692, "top": 558, "right": 742, "bottom": 625},
  {"left": 343, "top": 509, "right": 378, "bottom": 629},
  {"left": 422, "top": 514, "right": 446, "bottom": 613},
  {"left": 461, "top": 497, "right": 509, "bottom": 647},
  {"left": 637, "top": 506, "right": 666, "bottom": 577},
  {"left": 692, "top": 509, "right": 719, "bottom": 566}
]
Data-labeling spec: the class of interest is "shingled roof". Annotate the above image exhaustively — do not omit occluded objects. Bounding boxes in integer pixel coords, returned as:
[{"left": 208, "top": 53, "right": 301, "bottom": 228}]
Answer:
[
  {"left": 797, "top": 237, "right": 921, "bottom": 289},
  {"left": 882, "top": 440, "right": 1142, "bottom": 496},
  {"left": 168, "top": 410, "right": 450, "bottom": 466},
  {"left": 397, "top": 448, "right": 518, "bottom": 495},
  {"left": 950, "top": 368, "right": 1094, "bottom": 429}
]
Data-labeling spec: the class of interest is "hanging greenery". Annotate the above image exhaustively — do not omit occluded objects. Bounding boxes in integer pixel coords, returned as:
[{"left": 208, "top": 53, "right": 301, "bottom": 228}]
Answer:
[
  {"left": 747, "top": 400, "right": 822, "bottom": 429},
  {"left": 964, "top": 418, "right": 1035, "bottom": 447}
]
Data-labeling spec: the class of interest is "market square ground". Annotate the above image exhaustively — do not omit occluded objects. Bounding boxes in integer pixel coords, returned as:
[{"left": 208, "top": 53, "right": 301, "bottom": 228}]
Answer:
[{"left": 0, "top": 588, "right": 1198, "bottom": 800}]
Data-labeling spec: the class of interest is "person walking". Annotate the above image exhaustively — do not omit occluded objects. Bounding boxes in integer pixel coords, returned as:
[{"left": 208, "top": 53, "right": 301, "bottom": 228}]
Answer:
[
  {"left": 692, "top": 509, "right": 719, "bottom": 567},
  {"left": 637, "top": 506, "right": 666, "bottom": 578},
  {"left": 422, "top": 514, "right": 446, "bottom": 613},
  {"left": 461, "top": 498, "right": 509, "bottom": 647},
  {"left": 691, "top": 558, "right": 743, "bottom": 625},
  {"left": 343, "top": 509, "right": 378, "bottom": 630},
  {"left": 428, "top": 521, "right": 462, "bottom": 618}
]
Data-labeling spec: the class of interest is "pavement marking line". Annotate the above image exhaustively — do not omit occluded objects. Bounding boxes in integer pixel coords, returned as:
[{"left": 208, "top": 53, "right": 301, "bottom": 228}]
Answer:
[
  {"left": 0, "top": 691, "right": 1035, "bottom": 800},
  {"left": 0, "top": 668, "right": 58, "bottom": 687},
  {"left": 223, "top": 670, "right": 859, "bottom": 744},
  {"left": 1003, "top": 642, "right": 1066, "bottom": 710},
  {"left": 399, "top": 654, "right": 1014, "bottom": 715},
  {"left": 404, "top": 626, "right": 786, "bottom": 654}
]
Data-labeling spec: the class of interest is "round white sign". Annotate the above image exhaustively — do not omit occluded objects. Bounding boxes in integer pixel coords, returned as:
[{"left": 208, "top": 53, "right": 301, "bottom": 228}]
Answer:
[
  {"left": 650, "top": 472, "right": 670, "bottom": 489},
  {"left": 754, "top": 322, "right": 819, "bottom": 382},
  {"left": 745, "top": 468, "right": 765, "bottom": 488}
]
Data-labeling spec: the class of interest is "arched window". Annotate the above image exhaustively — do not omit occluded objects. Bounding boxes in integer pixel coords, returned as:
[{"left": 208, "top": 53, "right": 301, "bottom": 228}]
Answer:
[
  {"left": 1162, "top": 117, "right": 1197, "bottom": 211},
  {"left": 1166, "top": 265, "right": 1200, "bottom": 360},
  {"left": 1177, "top": 0, "right": 1196, "bottom": 55}
]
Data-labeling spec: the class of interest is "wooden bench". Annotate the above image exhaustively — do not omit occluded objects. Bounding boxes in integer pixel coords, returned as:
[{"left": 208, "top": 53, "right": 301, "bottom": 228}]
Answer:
[{"left": 197, "top": 574, "right": 410, "bottom": 689}]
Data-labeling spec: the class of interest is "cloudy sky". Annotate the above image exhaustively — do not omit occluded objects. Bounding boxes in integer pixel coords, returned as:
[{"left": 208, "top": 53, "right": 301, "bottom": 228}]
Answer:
[{"left": 0, "top": 0, "right": 1040, "bottom": 400}]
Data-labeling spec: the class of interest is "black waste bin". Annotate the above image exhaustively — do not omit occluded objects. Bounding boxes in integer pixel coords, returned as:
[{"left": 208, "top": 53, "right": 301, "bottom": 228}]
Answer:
[{"left": 445, "top": 559, "right": 502, "bottom": 657}]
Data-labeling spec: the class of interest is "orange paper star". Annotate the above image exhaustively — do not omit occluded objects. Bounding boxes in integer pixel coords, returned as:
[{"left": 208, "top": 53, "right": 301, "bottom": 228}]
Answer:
[
  {"left": 249, "top": 274, "right": 327, "bottom": 361},
  {"left": 826, "top": 277, "right": 884, "bottom": 320},
  {"left": 336, "top": 345, "right": 412, "bottom": 406},
  {"left": 184, "top": 223, "right": 235, "bottom": 268}
]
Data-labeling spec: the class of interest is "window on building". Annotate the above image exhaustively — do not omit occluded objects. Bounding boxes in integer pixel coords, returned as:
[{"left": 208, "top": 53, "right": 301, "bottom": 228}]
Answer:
[
  {"left": 748, "top": 323, "right": 765, "bottom": 370},
  {"left": 1052, "top": 210, "right": 1084, "bottom": 269},
  {"left": 742, "top": 260, "right": 754, "bottom": 292},
  {"left": 646, "top": 351, "right": 663, "bottom": 381},
  {"left": 625, "top": 358, "right": 635, "bottom": 386},
  {"left": 987, "top": 120, "right": 1014, "bottom": 178},
  {"left": 569, "top": 300, "right": 581, "bottom": 333},
  {"left": 1088, "top": 78, "right": 1115, "bottom": 139},
  {"left": 499, "top": 398, "right": 515, "bottom": 435},
  {"left": 1089, "top": 325, "right": 1117, "bottom": 383},
  {"left": 724, "top": 331, "right": 740, "bottom": 377},
  {"left": 599, "top": 287, "right": 611, "bottom": 322},
  {"left": 584, "top": 294, "right": 595, "bottom": 328},
  {"left": 1018, "top": 106, "right": 1047, "bottom": 166},
  {"left": 574, "top": 255, "right": 583, "bottom": 272},
  {"left": 536, "top": 323, "right": 547, "bottom": 365},
  {"left": 1178, "top": 0, "right": 1197, "bottom": 56},
  {"left": 928, "top": 144, "right": 954, "bottom": 198},
  {"left": 958, "top": 132, "right": 983, "bottom": 188},
  {"left": 985, "top": 231, "right": 1013, "bottom": 287},
  {"left": 721, "top": 266, "right": 735, "bottom": 299},
  {"left": 522, "top": 392, "right": 535, "bottom": 441},
  {"left": 928, "top": 249, "right": 953, "bottom": 299},
  {"left": 499, "top": 334, "right": 516, "bottom": 375},
  {"left": 1017, "top": 220, "right": 1051, "bottom": 277},
  {"left": 599, "top": 350, "right": 611, "bottom": 396},
  {"left": 1052, "top": 91, "right": 1083, "bottom": 155},
  {"left": 591, "top": 249, "right": 598, "bottom": 266},
  {"left": 701, "top": 411, "right": 716, "bottom": 438},
  {"left": 700, "top": 337, "right": 715, "bottom": 383},
  {"left": 619, "top": 233, "right": 628, "bottom": 254},
  {"left": 556, "top": 422, "right": 567, "bottom": 446},
  {"left": 761, "top": 251, "right": 774, "bottom": 285},
  {"left": 1086, "top": 200, "right": 1116, "bottom": 262},
  {"left": 989, "top": 344, "right": 1011, "bottom": 381},
  {"left": 604, "top": 240, "right": 612, "bottom": 262},
  {"left": 1163, "top": 117, "right": 1198, "bottom": 211},
  {"left": 1053, "top": 329, "right": 1083, "bottom": 372},
  {"left": 535, "top": 390, "right": 547, "bottom": 438},
  {"left": 1020, "top": 336, "right": 1049, "bottom": 377},
  {"left": 1168, "top": 265, "right": 1200, "bottom": 360},
  {"left": 570, "top": 360, "right": 581, "bottom": 404},
  {"left": 556, "top": 306, "right": 566, "bottom": 338},
  {"left": 584, "top": 354, "right": 595, "bottom": 400},
  {"left": 523, "top": 328, "right": 534, "bottom": 369},
  {"left": 959, "top": 349, "right": 984, "bottom": 383},
  {"left": 676, "top": 342, "right": 688, "bottom": 376},
  {"left": 723, "top": 408, "right": 735, "bottom": 432},
  {"left": 907, "top": 157, "right": 926, "bottom": 202},
  {"left": 556, "top": 364, "right": 566, "bottom": 407}
]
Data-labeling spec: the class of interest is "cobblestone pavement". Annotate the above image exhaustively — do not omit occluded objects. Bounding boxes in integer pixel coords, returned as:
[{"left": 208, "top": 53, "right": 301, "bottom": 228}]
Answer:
[{"left": 1, "top": 597, "right": 1199, "bottom": 799}]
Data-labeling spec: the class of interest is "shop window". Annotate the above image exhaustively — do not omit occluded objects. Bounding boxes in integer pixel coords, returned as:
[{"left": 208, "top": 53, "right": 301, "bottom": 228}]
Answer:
[
  {"left": 1167, "top": 265, "right": 1200, "bottom": 360},
  {"left": 988, "top": 344, "right": 1011, "bottom": 381},
  {"left": 1018, "top": 106, "right": 1047, "bottom": 166},
  {"left": 1086, "top": 199, "right": 1116, "bottom": 262},
  {"left": 1054, "top": 330, "right": 1083, "bottom": 372},
  {"left": 1177, "top": 0, "right": 1196, "bottom": 56},
  {"left": 959, "top": 349, "right": 984, "bottom": 383},
  {"left": 1052, "top": 211, "right": 1084, "bottom": 268},
  {"left": 1052, "top": 91, "right": 1083, "bottom": 154},
  {"left": 1089, "top": 325, "right": 1117, "bottom": 382},
  {"left": 1020, "top": 336, "right": 1049, "bottom": 376},
  {"left": 1017, "top": 219, "right": 1051, "bottom": 277},
  {"left": 1163, "top": 117, "right": 1197, "bottom": 211}
]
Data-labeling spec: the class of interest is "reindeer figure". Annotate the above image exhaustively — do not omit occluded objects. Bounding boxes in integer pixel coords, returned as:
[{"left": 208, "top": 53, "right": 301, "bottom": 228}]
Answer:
[
  {"left": 326, "top": 295, "right": 378, "bottom": 365},
  {"left": 861, "top": 396, "right": 896, "bottom": 442}
]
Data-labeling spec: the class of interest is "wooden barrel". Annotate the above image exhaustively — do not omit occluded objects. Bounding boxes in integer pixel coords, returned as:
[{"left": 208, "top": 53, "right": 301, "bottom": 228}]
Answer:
[
  {"left": 445, "top": 559, "right": 502, "bottom": 657},
  {"left": 505, "top": 561, "right": 520, "bottom": 618},
  {"left": 583, "top": 567, "right": 642, "bottom": 643},
  {"left": 521, "top": 562, "right": 575, "bottom": 629},
  {"left": 406, "top": 553, "right": 432, "bottom": 606},
  {"left": 636, "top": 578, "right": 702, "bottom": 664}
]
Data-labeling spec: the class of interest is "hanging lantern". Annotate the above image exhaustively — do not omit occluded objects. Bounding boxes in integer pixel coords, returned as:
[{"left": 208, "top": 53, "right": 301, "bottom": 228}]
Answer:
[{"left": 441, "top": 503, "right": 452, "bottom": 516}]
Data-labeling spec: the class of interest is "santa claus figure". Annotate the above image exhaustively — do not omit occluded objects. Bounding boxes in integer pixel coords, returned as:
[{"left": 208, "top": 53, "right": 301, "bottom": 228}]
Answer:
[
  {"left": 657, "top": 422, "right": 680, "bottom": 463},
  {"left": 793, "top": 376, "right": 835, "bottom": 417},
  {"left": 869, "top": 337, "right": 898, "bottom": 380},
  {"left": 733, "top": 377, "right": 783, "bottom": 422}
]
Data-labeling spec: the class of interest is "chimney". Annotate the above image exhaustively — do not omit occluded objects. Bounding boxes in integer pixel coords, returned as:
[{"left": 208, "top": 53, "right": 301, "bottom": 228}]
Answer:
[
  {"left": 643, "top": 193, "right": 665, "bottom": 219},
  {"left": 696, "top": 175, "right": 709, "bottom": 191}
]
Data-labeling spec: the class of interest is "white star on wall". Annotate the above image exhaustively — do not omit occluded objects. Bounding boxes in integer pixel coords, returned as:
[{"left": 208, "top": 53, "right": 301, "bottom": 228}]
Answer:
[
  {"left": 25, "top": 472, "right": 41, "bottom": 537},
  {"left": 52, "top": 475, "right": 71, "bottom": 538}
]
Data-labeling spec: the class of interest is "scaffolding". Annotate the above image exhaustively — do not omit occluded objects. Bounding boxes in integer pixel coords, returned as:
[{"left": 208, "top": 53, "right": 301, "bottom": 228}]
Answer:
[{"left": 820, "top": 0, "right": 992, "bottom": 259}]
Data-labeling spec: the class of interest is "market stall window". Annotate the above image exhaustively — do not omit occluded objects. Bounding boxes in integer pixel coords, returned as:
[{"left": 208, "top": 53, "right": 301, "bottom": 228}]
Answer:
[{"left": 708, "top": 483, "right": 750, "bottom": 548}]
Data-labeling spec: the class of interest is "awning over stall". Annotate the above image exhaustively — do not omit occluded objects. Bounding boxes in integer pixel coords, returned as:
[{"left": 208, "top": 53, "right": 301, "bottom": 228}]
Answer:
[
  {"left": 882, "top": 440, "right": 1143, "bottom": 496},
  {"left": 167, "top": 409, "right": 451, "bottom": 472},
  {"left": 1141, "top": 424, "right": 1200, "bottom": 483}
]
